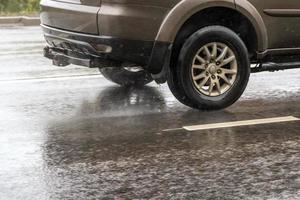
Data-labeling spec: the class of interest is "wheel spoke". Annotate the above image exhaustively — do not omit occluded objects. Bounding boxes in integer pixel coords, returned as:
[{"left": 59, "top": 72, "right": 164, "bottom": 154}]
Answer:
[
  {"left": 204, "top": 45, "right": 211, "bottom": 59},
  {"left": 197, "top": 76, "right": 210, "bottom": 88},
  {"left": 215, "top": 79, "right": 221, "bottom": 95},
  {"left": 221, "top": 68, "right": 237, "bottom": 75},
  {"left": 211, "top": 43, "right": 217, "bottom": 59},
  {"left": 209, "top": 80, "right": 214, "bottom": 95},
  {"left": 219, "top": 74, "right": 232, "bottom": 86},
  {"left": 193, "top": 72, "right": 206, "bottom": 81},
  {"left": 220, "top": 55, "right": 235, "bottom": 67},
  {"left": 196, "top": 55, "right": 206, "bottom": 64},
  {"left": 192, "top": 64, "right": 205, "bottom": 70},
  {"left": 216, "top": 46, "right": 228, "bottom": 62}
]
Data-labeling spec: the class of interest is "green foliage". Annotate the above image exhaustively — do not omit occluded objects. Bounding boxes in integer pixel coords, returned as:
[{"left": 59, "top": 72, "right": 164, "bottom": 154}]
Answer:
[{"left": 0, "top": 0, "right": 40, "bottom": 14}]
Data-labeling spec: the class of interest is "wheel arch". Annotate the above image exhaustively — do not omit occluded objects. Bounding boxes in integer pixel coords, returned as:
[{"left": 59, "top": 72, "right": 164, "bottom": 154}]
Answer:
[{"left": 156, "top": 0, "right": 268, "bottom": 52}]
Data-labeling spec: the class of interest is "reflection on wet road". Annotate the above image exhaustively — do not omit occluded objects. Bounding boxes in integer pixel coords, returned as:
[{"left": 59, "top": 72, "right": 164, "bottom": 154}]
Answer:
[{"left": 0, "top": 26, "right": 300, "bottom": 199}]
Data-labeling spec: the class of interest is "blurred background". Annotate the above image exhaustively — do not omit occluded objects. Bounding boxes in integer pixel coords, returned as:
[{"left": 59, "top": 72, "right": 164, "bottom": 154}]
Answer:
[{"left": 0, "top": 0, "right": 39, "bottom": 15}]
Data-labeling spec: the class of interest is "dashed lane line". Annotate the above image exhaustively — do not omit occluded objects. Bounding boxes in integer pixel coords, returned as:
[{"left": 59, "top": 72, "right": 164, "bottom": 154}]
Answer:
[
  {"left": 163, "top": 116, "right": 299, "bottom": 132},
  {"left": 0, "top": 74, "right": 104, "bottom": 83},
  {"left": 0, "top": 50, "right": 43, "bottom": 55}
]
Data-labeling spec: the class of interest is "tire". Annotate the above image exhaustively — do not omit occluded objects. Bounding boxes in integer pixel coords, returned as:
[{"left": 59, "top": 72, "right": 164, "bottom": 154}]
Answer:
[
  {"left": 167, "top": 66, "right": 196, "bottom": 108},
  {"left": 99, "top": 67, "right": 153, "bottom": 87},
  {"left": 168, "top": 26, "right": 250, "bottom": 110}
]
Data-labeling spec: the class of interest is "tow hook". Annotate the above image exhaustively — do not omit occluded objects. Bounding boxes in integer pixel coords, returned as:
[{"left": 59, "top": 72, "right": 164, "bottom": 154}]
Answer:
[{"left": 43, "top": 46, "right": 70, "bottom": 67}]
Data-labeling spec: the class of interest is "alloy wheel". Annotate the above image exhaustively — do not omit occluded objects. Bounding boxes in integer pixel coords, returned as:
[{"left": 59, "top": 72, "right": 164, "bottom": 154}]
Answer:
[{"left": 191, "top": 42, "right": 238, "bottom": 97}]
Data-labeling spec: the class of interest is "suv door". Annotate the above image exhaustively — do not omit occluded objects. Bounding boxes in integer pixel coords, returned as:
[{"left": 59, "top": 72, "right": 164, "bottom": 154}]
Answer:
[{"left": 246, "top": 0, "right": 300, "bottom": 49}]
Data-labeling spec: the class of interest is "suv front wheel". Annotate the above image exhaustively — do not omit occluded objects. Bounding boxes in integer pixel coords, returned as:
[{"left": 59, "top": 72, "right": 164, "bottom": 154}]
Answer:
[{"left": 168, "top": 26, "right": 250, "bottom": 110}]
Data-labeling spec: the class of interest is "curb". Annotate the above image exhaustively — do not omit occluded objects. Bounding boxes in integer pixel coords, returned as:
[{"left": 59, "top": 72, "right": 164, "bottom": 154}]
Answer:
[{"left": 0, "top": 16, "right": 40, "bottom": 26}]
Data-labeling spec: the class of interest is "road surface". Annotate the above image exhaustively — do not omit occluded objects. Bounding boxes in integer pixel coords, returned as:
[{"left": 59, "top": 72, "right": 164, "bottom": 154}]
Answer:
[{"left": 0, "top": 26, "right": 299, "bottom": 200}]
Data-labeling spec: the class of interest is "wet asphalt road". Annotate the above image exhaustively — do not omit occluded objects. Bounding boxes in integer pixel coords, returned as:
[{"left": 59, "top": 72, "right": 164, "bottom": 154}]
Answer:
[{"left": 0, "top": 26, "right": 300, "bottom": 200}]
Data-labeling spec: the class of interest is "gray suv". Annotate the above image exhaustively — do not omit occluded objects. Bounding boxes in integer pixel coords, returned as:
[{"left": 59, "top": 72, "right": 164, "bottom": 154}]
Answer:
[{"left": 40, "top": 0, "right": 300, "bottom": 110}]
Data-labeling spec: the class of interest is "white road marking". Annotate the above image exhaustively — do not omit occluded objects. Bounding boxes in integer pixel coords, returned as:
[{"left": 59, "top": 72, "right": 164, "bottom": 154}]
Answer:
[
  {"left": 0, "top": 74, "right": 104, "bottom": 83},
  {"left": 0, "top": 50, "right": 42, "bottom": 55},
  {"left": 162, "top": 128, "right": 184, "bottom": 132},
  {"left": 183, "top": 116, "right": 299, "bottom": 131}
]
